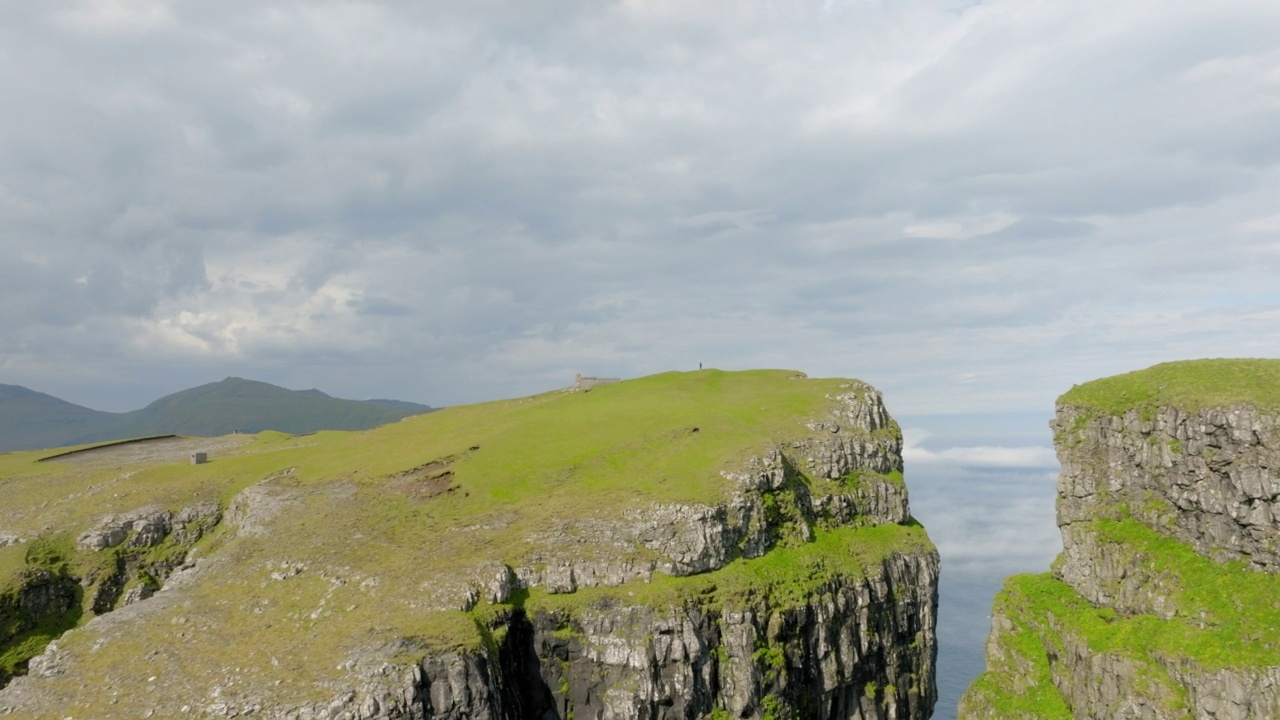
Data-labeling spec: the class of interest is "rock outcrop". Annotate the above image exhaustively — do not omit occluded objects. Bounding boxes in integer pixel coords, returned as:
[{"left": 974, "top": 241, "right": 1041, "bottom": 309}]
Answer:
[
  {"left": 271, "top": 548, "right": 937, "bottom": 720},
  {"left": 0, "top": 501, "right": 220, "bottom": 686},
  {"left": 0, "top": 370, "right": 938, "bottom": 719},
  {"left": 960, "top": 360, "right": 1280, "bottom": 720}
]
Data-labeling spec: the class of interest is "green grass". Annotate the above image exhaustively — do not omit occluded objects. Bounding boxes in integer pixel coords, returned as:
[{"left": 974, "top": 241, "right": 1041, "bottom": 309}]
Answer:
[
  {"left": 1059, "top": 358, "right": 1280, "bottom": 415},
  {"left": 961, "top": 574, "right": 1072, "bottom": 719},
  {"left": 0, "top": 369, "right": 925, "bottom": 709},
  {"left": 1073, "top": 519, "right": 1280, "bottom": 668},
  {"left": 968, "top": 512, "right": 1280, "bottom": 715},
  {"left": 0, "top": 547, "right": 26, "bottom": 596},
  {"left": 969, "top": 518, "right": 1280, "bottom": 717},
  {"left": 0, "top": 535, "right": 85, "bottom": 685}
]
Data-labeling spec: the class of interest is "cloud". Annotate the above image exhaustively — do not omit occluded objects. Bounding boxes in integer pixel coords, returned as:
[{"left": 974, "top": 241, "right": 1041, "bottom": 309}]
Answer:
[
  {"left": 905, "top": 443, "right": 1060, "bottom": 469},
  {"left": 907, "top": 460, "right": 1062, "bottom": 573},
  {"left": 52, "top": 0, "right": 177, "bottom": 36},
  {"left": 902, "top": 427, "right": 1060, "bottom": 468},
  {"left": 2, "top": 1, "right": 1280, "bottom": 411}
]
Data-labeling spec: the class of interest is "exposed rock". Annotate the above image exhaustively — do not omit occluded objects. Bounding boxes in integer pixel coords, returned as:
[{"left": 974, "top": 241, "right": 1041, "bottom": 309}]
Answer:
[
  {"left": 1054, "top": 404, "right": 1280, "bottom": 573},
  {"left": 77, "top": 502, "right": 221, "bottom": 553},
  {"left": 80, "top": 500, "right": 222, "bottom": 615},
  {"left": 278, "top": 550, "right": 937, "bottom": 720},
  {"left": 0, "top": 499, "right": 223, "bottom": 690},
  {"left": 228, "top": 472, "right": 296, "bottom": 537},
  {"left": 962, "top": 366, "right": 1280, "bottom": 719},
  {"left": 506, "top": 385, "right": 908, "bottom": 606},
  {"left": 0, "top": 569, "right": 80, "bottom": 686}
]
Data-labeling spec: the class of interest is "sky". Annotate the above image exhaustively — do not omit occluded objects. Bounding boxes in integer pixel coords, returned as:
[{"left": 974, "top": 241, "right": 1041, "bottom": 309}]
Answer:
[{"left": 3, "top": 0, "right": 1280, "bottom": 414}]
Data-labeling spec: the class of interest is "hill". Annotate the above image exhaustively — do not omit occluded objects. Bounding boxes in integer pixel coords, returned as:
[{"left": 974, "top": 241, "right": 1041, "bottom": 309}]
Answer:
[
  {"left": 0, "top": 369, "right": 938, "bottom": 719},
  {"left": 0, "top": 378, "right": 434, "bottom": 452},
  {"left": 0, "top": 384, "right": 118, "bottom": 453}
]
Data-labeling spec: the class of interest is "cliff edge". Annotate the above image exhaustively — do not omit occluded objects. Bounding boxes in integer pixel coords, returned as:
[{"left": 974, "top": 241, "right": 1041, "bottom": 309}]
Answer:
[
  {"left": 960, "top": 359, "right": 1280, "bottom": 720},
  {"left": 0, "top": 369, "right": 938, "bottom": 719}
]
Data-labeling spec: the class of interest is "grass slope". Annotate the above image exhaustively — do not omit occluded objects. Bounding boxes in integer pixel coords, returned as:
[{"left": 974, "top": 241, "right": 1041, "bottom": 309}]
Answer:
[
  {"left": 1059, "top": 358, "right": 1280, "bottom": 414},
  {"left": 967, "top": 514, "right": 1280, "bottom": 718},
  {"left": 963, "top": 511, "right": 1280, "bottom": 719},
  {"left": 0, "top": 369, "right": 927, "bottom": 714}
]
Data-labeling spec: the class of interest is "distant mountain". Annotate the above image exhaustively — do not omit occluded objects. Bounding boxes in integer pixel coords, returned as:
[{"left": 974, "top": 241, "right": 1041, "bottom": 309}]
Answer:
[
  {"left": 0, "top": 384, "right": 118, "bottom": 452},
  {"left": 0, "top": 378, "right": 434, "bottom": 452}
]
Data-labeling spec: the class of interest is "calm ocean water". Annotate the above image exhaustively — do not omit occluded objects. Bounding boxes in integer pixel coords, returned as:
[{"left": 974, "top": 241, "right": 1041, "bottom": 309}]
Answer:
[{"left": 898, "top": 413, "right": 1063, "bottom": 720}]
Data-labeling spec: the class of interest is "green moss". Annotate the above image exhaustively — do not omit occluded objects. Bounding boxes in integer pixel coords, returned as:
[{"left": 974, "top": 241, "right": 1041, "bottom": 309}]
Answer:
[
  {"left": 22, "top": 534, "right": 74, "bottom": 573},
  {"left": 1060, "top": 358, "right": 1280, "bottom": 415},
  {"left": 525, "top": 522, "right": 932, "bottom": 621},
  {"left": 761, "top": 693, "right": 786, "bottom": 720},
  {"left": 843, "top": 469, "right": 903, "bottom": 490},
  {"left": 753, "top": 642, "right": 786, "bottom": 680},
  {"left": 1082, "top": 519, "right": 1280, "bottom": 668},
  {"left": 0, "top": 603, "right": 82, "bottom": 683},
  {"left": 961, "top": 577, "right": 1073, "bottom": 719},
  {"left": 1138, "top": 491, "right": 1174, "bottom": 518},
  {"left": 761, "top": 482, "right": 812, "bottom": 548},
  {"left": 0, "top": 547, "right": 24, "bottom": 596},
  {"left": 0, "top": 538, "right": 86, "bottom": 685},
  {"left": 972, "top": 518, "right": 1280, "bottom": 716},
  {"left": 985, "top": 573, "right": 1193, "bottom": 716}
]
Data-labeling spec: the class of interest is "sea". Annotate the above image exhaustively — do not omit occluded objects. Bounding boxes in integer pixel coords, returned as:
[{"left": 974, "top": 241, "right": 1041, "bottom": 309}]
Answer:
[{"left": 896, "top": 412, "right": 1064, "bottom": 720}]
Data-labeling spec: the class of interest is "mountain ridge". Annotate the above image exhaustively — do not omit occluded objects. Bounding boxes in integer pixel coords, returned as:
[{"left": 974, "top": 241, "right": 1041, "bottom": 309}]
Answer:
[{"left": 0, "top": 377, "right": 434, "bottom": 452}]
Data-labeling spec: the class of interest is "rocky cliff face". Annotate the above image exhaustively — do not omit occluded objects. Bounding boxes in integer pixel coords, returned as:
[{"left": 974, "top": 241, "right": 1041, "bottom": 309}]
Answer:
[
  {"left": 960, "top": 361, "right": 1280, "bottom": 720},
  {"left": 0, "top": 371, "right": 938, "bottom": 719},
  {"left": 275, "top": 549, "right": 936, "bottom": 720},
  {"left": 0, "top": 501, "right": 219, "bottom": 686}
]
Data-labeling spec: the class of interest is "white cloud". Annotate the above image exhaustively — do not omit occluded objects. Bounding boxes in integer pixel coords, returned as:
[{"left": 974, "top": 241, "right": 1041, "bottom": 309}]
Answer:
[
  {"left": 3, "top": 0, "right": 1280, "bottom": 411},
  {"left": 902, "top": 428, "right": 1060, "bottom": 468},
  {"left": 52, "top": 0, "right": 176, "bottom": 36},
  {"left": 904, "top": 444, "right": 1060, "bottom": 469}
]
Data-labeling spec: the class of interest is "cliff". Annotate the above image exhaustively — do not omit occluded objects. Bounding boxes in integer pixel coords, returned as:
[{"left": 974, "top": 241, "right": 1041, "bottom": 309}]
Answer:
[
  {"left": 960, "top": 359, "right": 1280, "bottom": 719},
  {"left": 0, "top": 369, "right": 938, "bottom": 719}
]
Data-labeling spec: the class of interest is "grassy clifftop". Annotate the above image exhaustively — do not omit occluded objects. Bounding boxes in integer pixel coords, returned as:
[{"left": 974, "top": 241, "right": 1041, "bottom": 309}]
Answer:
[
  {"left": 1058, "top": 358, "right": 1280, "bottom": 414},
  {"left": 0, "top": 370, "right": 845, "bottom": 545},
  {"left": 964, "top": 359, "right": 1280, "bottom": 719},
  {"left": 0, "top": 369, "right": 930, "bottom": 716}
]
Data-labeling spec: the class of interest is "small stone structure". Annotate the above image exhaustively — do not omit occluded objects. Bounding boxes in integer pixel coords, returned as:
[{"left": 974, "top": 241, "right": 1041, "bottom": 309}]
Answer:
[
  {"left": 574, "top": 373, "right": 621, "bottom": 391},
  {"left": 190, "top": 452, "right": 208, "bottom": 465}
]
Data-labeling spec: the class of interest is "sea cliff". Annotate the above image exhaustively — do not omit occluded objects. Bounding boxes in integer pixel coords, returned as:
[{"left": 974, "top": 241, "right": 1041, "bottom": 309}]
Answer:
[
  {"left": 960, "top": 359, "right": 1280, "bottom": 720},
  {"left": 0, "top": 370, "right": 938, "bottom": 719}
]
